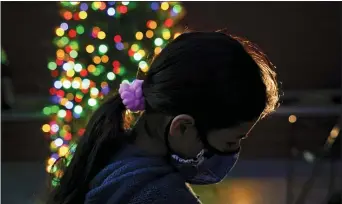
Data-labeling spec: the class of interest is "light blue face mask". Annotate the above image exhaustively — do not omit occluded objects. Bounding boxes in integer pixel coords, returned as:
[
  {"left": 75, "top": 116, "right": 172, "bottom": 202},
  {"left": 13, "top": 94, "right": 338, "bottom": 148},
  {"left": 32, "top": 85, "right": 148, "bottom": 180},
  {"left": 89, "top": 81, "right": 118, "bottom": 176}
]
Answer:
[{"left": 170, "top": 150, "right": 239, "bottom": 185}]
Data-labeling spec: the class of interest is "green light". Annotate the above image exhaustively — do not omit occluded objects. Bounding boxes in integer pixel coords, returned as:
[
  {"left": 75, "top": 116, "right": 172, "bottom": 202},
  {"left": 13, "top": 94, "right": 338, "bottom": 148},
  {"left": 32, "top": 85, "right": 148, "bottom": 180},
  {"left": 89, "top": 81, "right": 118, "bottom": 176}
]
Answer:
[
  {"left": 107, "top": 72, "right": 116, "bottom": 80},
  {"left": 58, "top": 109, "right": 67, "bottom": 118},
  {"left": 70, "top": 50, "right": 78, "bottom": 58},
  {"left": 99, "top": 44, "right": 108, "bottom": 54},
  {"left": 93, "top": 71, "right": 100, "bottom": 76},
  {"left": 74, "top": 105, "right": 83, "bottom": 114},
  {"left": 122, "top": 1, "right": 130, "bottom": 5},
  {"left": 69, "top": 41, "right": 79, "bottom": 50},
  {"left": 154, "top": 38, "right": 163, "bottom": 46},
  {"left": 48, "top": 62, "right": 57, "bottom": 70},
  {"left": 88, "top": 98, "right": 97, "bottom": 106},
  {"left": 76, "top": 25, "right": 85, "bottom": 34},
  {"left": 51, "top": 105, "right": 59, "bottom": 113},
  {"left": 118, "top": 67, "right": 126, "bottom": 76},
  {"left": 173, "top": 5, "right": 182, "bottom": 13},
  {"left": 96, "top": 65, "right": 105, "bottom": 72},
  {"left": 43, "top": 107, "right": 52, "bottom": 115},
  {"left": 61, "top": 37, "right": 69, "bottom": 45}
]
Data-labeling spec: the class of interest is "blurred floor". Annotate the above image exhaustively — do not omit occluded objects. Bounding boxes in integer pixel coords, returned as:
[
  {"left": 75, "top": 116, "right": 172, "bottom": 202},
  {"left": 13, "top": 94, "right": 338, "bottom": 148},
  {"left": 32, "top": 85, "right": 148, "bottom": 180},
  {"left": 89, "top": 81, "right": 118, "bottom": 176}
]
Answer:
[{"left": 2, "top": 160, "right": 341, "bottom": 204}]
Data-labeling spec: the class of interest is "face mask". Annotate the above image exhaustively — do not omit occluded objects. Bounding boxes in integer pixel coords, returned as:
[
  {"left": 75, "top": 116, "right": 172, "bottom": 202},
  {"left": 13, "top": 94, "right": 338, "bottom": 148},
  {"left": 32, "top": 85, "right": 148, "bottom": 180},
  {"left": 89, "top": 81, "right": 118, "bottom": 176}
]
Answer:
[{"left": 170, "top": 149, "right": 239, "bottom": 185}]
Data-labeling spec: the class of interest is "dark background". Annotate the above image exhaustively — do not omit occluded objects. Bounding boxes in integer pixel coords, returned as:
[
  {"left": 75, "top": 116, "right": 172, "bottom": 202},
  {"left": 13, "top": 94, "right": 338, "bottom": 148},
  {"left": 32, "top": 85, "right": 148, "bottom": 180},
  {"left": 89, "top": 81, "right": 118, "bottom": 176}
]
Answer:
[{"left": 1, "top": 2, "right": 341, "bottom": 204}]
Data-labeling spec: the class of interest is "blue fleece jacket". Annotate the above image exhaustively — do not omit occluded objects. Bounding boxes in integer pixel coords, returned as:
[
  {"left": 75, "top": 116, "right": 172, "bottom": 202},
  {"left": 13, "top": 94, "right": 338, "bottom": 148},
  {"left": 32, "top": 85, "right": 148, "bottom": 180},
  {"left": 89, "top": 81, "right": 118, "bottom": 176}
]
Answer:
[{"left": 85, "top": 145, "right": 201, "bottom": 204}]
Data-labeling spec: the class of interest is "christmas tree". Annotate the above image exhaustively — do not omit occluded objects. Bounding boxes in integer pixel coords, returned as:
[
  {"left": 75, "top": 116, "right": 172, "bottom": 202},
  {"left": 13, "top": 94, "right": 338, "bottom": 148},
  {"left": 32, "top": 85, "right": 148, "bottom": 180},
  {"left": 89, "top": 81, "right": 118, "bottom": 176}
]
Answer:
[{"left": 42, "top": 1, "right": 185, "bottom": 186}]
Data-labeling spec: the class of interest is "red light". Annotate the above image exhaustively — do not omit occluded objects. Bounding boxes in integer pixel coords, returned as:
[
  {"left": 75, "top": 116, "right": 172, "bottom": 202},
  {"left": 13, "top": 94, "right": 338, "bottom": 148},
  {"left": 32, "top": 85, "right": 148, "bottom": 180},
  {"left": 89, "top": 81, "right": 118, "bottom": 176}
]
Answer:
[
  {"left": 81, "top": 89, "right": 89, "bottom": 94},
  {"left": 75, "top": 96, "right": 82, "bottom": 103},
  {"left": 51, "top": 70, "right": 59, "bottom": 77},
  {"left": 114, "top": 35, "right": 122, "bottom": 43},
  {"left": 68, "top": 29, "right": 77, "bottom": 38},
  {"left": 64, "top": 133, "right": 72, "bottom": 140},
  {"left": 164, "top": 19, "right": 173, "bottom": 27},
  {"left": 112, "top": 60, "right": 120, "bottom": 68},
  {"left": 114, "top": 66, "right": 120, "bottom": 74},
  {"left": 128, "top": 49, "right": 134, "bottom": 57},
  {"left": 90, "top": 81, "right": 96, "bottom": 88},
  {"left": 56, "top": 59, "right": 63, "bottom": 66},
  {"left": 119, "top": 6, "right": 127, "bottom": 14},
  {"left": 49, "top": 88, "right": 57, "bottom": 95},
  {"left": 78, "top": 128, "right": 85, "bottom": 136},
  {"left": 80, "top": 69, "right": 88, "bottom": 77},
  {"left": 63, "top": 11, "right": 72, "bottom": 20},
  {"left": 57, "top": 90, "right": 65, "bottom": 97},
  {"left": 65, "top": 45, "right": 72, "bottom": 53},
  {"left": 146, "top": 20, "right": 152, "bottom": 28},
  {"left": 73, "top": 12, "right": 80, "bottom": 20},
  {"left": 100, "top": 2, "right": 106, "bottom": 10}
]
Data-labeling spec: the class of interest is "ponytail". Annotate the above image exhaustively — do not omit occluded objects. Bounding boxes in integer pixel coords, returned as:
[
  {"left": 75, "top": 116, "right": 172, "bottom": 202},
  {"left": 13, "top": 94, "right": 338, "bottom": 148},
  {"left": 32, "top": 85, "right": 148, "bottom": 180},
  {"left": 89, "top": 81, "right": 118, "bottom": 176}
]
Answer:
[{"left": 48, "top": 94, "right": 127, "bottom": 204}]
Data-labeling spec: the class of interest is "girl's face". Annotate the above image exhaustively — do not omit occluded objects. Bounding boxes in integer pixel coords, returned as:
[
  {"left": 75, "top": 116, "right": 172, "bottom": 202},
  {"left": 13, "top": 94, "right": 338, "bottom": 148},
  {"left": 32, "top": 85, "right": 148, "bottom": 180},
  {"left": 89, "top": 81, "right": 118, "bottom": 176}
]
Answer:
[
  {"left": 168, "top": 115, "right": 256, "bottom": 158},
  {"left": 206, "top": 121, "right": 256, "bottom": 153}
]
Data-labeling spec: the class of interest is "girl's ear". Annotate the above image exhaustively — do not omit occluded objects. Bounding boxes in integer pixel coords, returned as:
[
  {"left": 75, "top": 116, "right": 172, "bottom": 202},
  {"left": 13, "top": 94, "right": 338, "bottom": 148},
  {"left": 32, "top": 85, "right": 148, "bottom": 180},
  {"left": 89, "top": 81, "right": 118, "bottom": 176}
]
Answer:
[{"left": 169, "top": 114, "right": 195, "bottom": 137}]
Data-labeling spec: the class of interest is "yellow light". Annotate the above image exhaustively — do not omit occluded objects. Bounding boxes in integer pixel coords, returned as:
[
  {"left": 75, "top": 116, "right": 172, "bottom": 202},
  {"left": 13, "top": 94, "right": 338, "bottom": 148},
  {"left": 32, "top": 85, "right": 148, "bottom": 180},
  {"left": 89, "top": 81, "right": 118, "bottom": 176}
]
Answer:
[
  {"left": 162, "top": 29, "right": 171, "bottom": 40},
  {"left": 50, "top": 141, "right": 57, "bottom": 150},
  {"left": 123, "top": 42, "right": 129, "bottom": 49},
  {"left": 135, "top": 31, "right": 144, "bottom": 40},
  {"left": 56, "top": 28, "right": 65, "bottom": 36},
  {"left": 58, "top": 146, "right": 69, "bottom": 157},
  {"left": 139, "top": 61, "right": 149, "bottom": 73},
  {"left": 289, "top": 115, "right": 297, "bottom": 123},
  {"left": 146, "top": 30, "right": 154, "bottom": 38},
  {"left": 66, "top": 93, "right": 74, "bottom": 100},
  {"left": 138, "top": 49, "right": 146, "bottom": 57},
  {"left": 88, "top": 64, "right": 96, "bottom": 73},
  {"left": 98, "top": 31, "right": 106, "bottom": 39},
  {"left": 66, "top": 69, "right": 75, "bottom": 77},
  {"left": 79, "top": 11, "right": 88, "bottom": 19},
  {"left": 42, "top": 124, "right": 51, "bottom": 133},
  {"left": 154, "top": 47, "right": 162, "bottom": 55},
  {"left": 131, "top": 44, "right": 139, "bottom": 52},
  {"left": 60, "top": 98, "right": 68, "bottom": 106},
  {"left": 46, "top": 165, "right": 52, "bottom": 173},
  {"left": 148, "top": 21, "right": 157, "bottom": 29},
  {"left": 86, "top": 45, "right": 95, "bottom": 53},
  {"left": 174, "top": 32, "right": 181, "bottom": 39},
  {"left": 93, "top": 56, "right": 101, "bottom": 64},
  {"left": 56, "top": 49, "right": 65, "bottom": 59},
  {"left": 93, "top": 1, "right": 101, "bottom": 9},
  {"left": 55, "top": 170, "right": 64, "bottom": 178},
  {"left": 101, "top": 55, "right": 109, "bottom": 63},
  {"left": 161, "top": 2, "right": 169, "bottom": 10},
  {"left": 47, "top": 157, "right": 56, "bottom": 166},
  {"left": 330, "top": 126, "right": 340, "bottom": 138}
]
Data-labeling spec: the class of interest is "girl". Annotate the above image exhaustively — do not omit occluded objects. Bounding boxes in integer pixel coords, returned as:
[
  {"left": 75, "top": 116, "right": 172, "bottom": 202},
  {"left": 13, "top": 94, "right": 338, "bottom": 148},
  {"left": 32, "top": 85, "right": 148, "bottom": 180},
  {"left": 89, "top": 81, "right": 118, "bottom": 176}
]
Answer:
[{"left": 48, "top": 31, "right": 279, "bottom": 204}]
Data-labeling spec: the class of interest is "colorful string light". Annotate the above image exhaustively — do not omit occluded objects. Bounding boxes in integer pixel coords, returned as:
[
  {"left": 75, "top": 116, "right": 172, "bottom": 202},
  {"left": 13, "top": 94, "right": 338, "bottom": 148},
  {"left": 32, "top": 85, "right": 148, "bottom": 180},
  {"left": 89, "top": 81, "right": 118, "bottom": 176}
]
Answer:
[{"left": 44, "top": 1, "right": 185, "bottom": 187}]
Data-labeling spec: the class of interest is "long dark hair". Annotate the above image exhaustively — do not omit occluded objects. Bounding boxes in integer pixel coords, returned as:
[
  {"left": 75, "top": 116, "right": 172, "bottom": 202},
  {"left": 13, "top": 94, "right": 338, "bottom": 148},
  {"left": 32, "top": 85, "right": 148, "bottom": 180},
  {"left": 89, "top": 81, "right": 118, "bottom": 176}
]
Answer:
[{"left": 48, "top": 31, "right": 279, "bottom": 204}]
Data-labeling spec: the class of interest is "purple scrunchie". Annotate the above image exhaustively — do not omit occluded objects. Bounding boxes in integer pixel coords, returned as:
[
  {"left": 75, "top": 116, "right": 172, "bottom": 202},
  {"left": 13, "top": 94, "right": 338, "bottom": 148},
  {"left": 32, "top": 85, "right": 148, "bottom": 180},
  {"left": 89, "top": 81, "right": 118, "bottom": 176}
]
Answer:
[{"left": 119, "top": 80, "right": 145, "bottom": 112}]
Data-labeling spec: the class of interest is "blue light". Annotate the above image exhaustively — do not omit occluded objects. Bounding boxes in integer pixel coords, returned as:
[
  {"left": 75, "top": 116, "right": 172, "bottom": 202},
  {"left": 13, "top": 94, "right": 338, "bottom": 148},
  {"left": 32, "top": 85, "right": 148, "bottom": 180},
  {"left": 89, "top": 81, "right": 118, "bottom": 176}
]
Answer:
[
  {"left": 80, "top": 3, "right": 88, "bottom": 11},
  {"left": 108, "top": 1, "right": 116, "bottom": 6},
  {"left": 151, "top": 2, "right": 159, "bottom": 11},
  {"left": 115, "top": 42, "right": 124, "bottom": 50}
]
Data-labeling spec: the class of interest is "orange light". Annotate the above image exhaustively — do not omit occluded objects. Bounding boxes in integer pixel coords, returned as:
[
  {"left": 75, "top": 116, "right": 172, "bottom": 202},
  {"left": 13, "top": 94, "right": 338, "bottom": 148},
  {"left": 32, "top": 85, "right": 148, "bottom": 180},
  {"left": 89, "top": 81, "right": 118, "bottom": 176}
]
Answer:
[
  {"left": 101, "top": 55, "right": 109, "bottom": 63},
  {"left": 146, "top": 30, "right": 154, "bottom": 38},
  {"left": 147, "top": 20, "right": 157, "bottom": 29},
  {"left": 93, "top": 56, "right": 101, "bottom": 64},
  {"left": 289, "top": 115, "right": 297, "bottom": 123}
]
